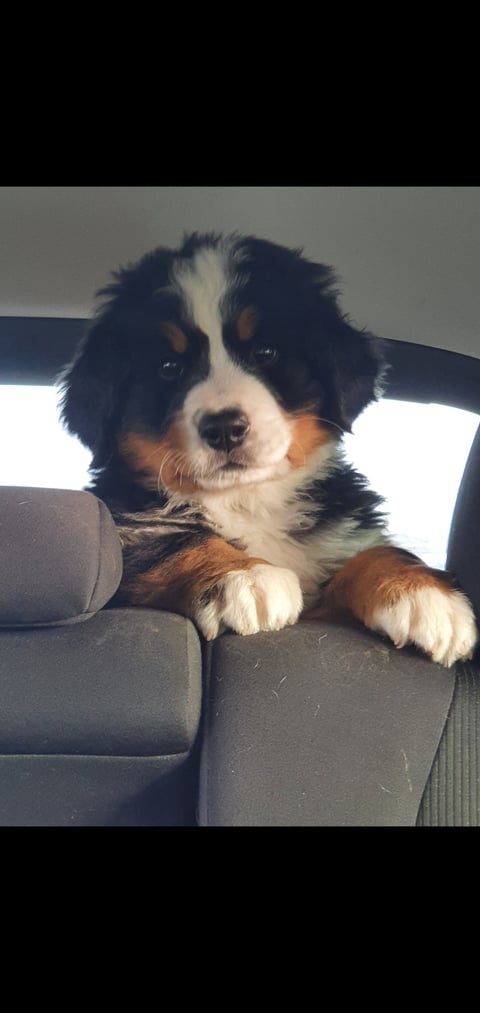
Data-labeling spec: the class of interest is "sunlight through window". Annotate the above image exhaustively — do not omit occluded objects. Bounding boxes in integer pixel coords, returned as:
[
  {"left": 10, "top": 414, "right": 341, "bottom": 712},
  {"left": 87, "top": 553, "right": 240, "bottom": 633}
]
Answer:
[
  {"left": 343, "top": 399, "right": 479, "bottom": 569},
  {"left": 0, "top": 386, "right": 91, "bottom": 490},
  {"left": 0, "top": 386, "right": 478, "bottom": 572}
]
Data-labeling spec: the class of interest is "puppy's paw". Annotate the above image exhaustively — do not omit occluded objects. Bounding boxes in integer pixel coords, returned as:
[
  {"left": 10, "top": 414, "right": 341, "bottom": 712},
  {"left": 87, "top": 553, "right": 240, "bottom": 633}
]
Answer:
[
  {"left": 370, "top": 586, "right": 478, "bottom": 667},
  {"left": 195, "top": 563, "right": 303, "bottom": 641}
]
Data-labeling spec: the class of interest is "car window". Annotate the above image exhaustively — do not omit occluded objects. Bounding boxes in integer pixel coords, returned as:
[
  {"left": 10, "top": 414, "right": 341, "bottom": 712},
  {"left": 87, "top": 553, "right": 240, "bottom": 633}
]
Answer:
[
  {"left": 0, "top": 384, "right": 478, "bottom": 571},
  {"left": 0, "top": 385, "right": 90, "bottom": 489},
  {"left": 343, "top": 399, "right": 479, "bottom": 569}
]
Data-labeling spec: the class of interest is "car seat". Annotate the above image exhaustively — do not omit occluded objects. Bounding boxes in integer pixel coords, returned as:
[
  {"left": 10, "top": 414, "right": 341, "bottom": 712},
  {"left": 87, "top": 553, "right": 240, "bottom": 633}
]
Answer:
[{"left": 0, "top": 427, "right": 478, "bottom": 826}]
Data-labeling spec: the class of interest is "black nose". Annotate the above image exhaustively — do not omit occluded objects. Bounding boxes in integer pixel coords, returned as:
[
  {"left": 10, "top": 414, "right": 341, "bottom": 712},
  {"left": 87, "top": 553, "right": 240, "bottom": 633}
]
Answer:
[{"left": 198, "top": 409, "right": 250, "bottom": 452}]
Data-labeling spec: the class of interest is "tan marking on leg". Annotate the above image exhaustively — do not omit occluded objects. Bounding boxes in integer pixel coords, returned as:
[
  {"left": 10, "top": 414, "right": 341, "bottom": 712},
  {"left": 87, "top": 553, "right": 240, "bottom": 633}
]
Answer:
[
  {"left": 126, "top": 537, "right": 270, "bottom": 617},
  {"left": 322, "top": 545, "right": 453, "bottom": 625}
]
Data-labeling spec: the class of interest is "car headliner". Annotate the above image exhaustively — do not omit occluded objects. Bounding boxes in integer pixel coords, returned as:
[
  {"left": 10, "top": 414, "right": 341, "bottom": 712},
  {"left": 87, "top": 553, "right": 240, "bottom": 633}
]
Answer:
[{"left": 0, "top": 186, "right": 479, "bottom": 360}]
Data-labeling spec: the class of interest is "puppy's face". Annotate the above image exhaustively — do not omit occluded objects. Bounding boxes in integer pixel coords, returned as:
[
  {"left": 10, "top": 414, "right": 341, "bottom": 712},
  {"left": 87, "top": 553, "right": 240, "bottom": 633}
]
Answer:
[{"left": 61, "top": 234, "right": 385, "bottom": 494}]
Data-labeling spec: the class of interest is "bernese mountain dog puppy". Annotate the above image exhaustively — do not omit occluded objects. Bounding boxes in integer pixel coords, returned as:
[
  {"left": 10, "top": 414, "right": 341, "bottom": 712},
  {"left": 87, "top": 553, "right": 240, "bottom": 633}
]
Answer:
[{"left": 60, "top": 232, "right": 478, "bottom": 667}]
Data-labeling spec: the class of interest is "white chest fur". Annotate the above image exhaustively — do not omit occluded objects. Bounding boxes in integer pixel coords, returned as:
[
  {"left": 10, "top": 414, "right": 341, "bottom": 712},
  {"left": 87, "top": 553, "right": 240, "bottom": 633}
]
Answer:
[{"left": 193, "top": 469, "right": 382, "bottom": 607}]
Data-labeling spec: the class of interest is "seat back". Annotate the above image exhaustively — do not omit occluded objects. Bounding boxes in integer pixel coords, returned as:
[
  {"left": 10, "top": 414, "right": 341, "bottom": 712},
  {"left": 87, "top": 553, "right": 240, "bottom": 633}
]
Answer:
[
  {"left": 447, "top": 423, "right": 480, "bottom": 621},
  {"left": 418, "top": 423, "right": 480, "bottom": 825},
  {"left": 0, "top": 487, "right": 203, "bottom": 826}
]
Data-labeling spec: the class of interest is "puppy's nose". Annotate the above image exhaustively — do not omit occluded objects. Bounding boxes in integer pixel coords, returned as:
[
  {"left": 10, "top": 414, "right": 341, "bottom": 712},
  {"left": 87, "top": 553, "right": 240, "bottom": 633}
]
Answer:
[{"left": 198, "top": 409, "right": 250, "bottom": 452}]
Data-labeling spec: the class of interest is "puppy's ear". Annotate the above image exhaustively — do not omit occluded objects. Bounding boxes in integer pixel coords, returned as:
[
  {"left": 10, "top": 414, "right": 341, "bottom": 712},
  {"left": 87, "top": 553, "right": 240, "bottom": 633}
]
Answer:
[
  {"left": 283, "top": 254, "right": 388, "bottom": 433},
  {"left": 59, "top": 312, "right": 131, "bottom": 466},
  {"left": 322, "top": 321, "right": 387, "bottom": 433}
]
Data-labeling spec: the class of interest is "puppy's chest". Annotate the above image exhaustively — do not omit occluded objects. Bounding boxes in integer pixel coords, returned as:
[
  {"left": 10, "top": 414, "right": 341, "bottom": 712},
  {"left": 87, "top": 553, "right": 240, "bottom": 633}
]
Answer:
[
  {"left": 198, "top": 485, "right": 385, "bottom": 604},
  {"left": 219, "top": 501, "right": 306, "bottom": 562},
  {"left": 200, "top": 490, "right": 325, "bottom": 595}
]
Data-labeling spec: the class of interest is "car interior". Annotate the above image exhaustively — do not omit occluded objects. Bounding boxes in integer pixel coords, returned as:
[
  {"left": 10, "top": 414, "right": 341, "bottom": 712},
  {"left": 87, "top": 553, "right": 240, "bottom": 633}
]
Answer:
[{"left": 0, "top": 186, "right": 479, "bottom": 827}]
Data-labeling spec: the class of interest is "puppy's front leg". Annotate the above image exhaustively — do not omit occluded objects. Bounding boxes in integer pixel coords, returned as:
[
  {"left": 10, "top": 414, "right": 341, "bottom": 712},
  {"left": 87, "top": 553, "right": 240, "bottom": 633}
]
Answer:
[
  {"left": 321, "top": 545, "right": 477, "bottom": 667},
  {"left": 119, "top": 536, "right": 303, "bottom": 641}
]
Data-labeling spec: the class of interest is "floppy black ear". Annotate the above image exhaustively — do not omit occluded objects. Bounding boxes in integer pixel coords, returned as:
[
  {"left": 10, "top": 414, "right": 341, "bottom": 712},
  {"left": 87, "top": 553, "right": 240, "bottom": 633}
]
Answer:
[
  {"left": 268, "top": 248, "right": 388, "bottom": 434},
  {"left": 321, "top": 321, "right": 387, "bottom": 433},
  {"left": 59, "top": 313, "right": 131, "bottom": 467}
]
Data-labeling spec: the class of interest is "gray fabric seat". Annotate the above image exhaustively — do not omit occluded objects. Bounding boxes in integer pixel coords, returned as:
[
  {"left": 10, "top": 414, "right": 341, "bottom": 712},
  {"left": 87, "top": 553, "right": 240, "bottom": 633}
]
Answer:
[
  {"left": 417, "top": 423, "right": 480, "bottom": 825},
  {"left": 0, "top": 487, "right": 202, "bottom": 826},
  {"left": 0, "top": 486, "right": 122, "bottom": 627},
  {"left": 199, "top": 425, "right": 480, "bottom": 827},
  {"left": 1, "top": 429, "right": 479, "bottom": 827},
  {"left": 199, "top": 621, "right": 456, "bottom": 827}
]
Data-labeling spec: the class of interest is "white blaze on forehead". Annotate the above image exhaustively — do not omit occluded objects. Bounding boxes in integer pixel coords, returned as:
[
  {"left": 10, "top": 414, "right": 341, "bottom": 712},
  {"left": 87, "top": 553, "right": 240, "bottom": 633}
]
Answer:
[
  {"left": 171, "top": 245, "right": 231, "bottom": 366},
  {"left": 170, "top": 241, "right": 295, "bottom": 477}
]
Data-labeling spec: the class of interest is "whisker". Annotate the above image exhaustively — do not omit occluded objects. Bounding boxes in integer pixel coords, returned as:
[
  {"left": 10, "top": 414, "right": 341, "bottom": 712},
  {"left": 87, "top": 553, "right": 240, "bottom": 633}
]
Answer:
[
  {"left": 155, "top": 443, "right": 229, "bottom": 492},
  {"left": 157, "top": 449, "right": 176, "bottom": 491},
  {"left": 157, "top": 447, "right": 196, "bottom": 493},
  {"left": 291, "top": 411, "right": 345, "bottom": 436},
  {"left": 142, "top": 442, "right": 165, "bottom": 464},
  {"left": 316, "top": 416, "right": 345, "bottom": 435}
]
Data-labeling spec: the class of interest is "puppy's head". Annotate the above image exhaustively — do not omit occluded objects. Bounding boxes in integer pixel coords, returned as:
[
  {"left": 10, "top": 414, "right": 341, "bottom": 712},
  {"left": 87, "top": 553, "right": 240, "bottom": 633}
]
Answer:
[{"left": 60, "top": 232, "right": 386, "bottom": 493}]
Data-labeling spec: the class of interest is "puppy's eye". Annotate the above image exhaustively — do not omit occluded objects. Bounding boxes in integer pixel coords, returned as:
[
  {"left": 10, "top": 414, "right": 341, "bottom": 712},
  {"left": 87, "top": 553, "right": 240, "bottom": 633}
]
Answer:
[
  {"left": 253, "top": 346, "right": 278, "bottom": 365},
  {"left": 158, "top": 359, "right": 184, "bottom": 381}
]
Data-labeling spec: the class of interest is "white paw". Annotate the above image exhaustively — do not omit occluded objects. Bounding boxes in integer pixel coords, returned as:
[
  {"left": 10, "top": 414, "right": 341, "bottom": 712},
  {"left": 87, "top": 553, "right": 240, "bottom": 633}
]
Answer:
[
  {"left": 195, "top": 563, "right": 303, "bottom": 641},
  {"left": 370, "top": 586, "right": 478, "bottom": 667}
]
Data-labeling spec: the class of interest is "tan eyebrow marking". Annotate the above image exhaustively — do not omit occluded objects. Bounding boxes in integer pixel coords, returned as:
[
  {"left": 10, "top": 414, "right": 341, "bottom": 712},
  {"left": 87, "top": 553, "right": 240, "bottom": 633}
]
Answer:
[
  {"left": 161, "top": 322, "right": 188, "bottom": 354},
  {"left": 236, "top": 305, "right": 257, "bottom": 342}
]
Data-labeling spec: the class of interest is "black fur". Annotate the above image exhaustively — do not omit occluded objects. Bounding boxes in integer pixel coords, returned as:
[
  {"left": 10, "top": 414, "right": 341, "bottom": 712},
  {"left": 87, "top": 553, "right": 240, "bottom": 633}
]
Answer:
[
  {"left": 60, "top": 231, "right": 389, "bottom": 617},
  {"left": 61, "top": 232, "right": 386, "bottom": 459}
]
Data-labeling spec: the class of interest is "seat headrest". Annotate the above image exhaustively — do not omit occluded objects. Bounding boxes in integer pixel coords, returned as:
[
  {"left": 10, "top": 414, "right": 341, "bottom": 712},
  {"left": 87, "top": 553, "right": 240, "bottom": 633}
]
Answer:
[{"left": 0, "top": 487, "right": 122, "bottom": 627}]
